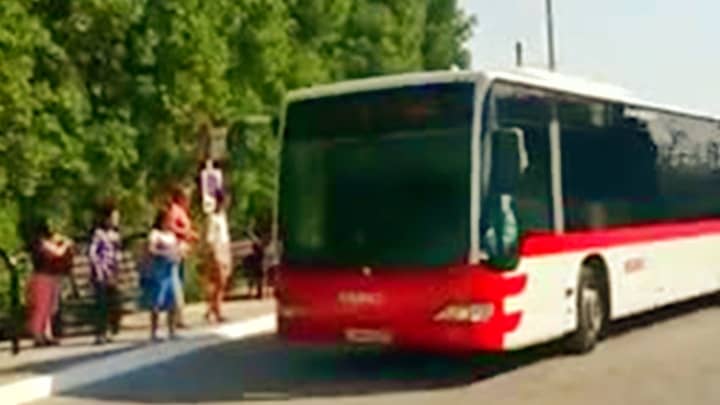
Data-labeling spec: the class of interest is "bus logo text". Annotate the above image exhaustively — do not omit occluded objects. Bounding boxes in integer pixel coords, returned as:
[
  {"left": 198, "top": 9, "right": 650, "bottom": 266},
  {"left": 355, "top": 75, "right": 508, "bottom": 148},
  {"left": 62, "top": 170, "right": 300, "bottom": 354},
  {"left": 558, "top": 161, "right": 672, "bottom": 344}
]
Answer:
[{"left": 337, "top": 291, "right": 383, "bottom": 306}]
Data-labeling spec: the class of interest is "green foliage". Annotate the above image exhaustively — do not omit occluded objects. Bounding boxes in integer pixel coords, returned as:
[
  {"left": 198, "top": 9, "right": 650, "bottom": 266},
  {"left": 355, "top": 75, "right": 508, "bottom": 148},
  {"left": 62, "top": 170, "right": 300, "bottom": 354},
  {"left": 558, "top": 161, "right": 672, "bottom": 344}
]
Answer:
[
  {"left": 227, "top": 116, "right": 278, "bottom": 238},
  {"left": 0, "top": 0, "right": 475, "bottom": 252},
  {"left": 423, "top": 0, "right": 475, "bottom": 69}
]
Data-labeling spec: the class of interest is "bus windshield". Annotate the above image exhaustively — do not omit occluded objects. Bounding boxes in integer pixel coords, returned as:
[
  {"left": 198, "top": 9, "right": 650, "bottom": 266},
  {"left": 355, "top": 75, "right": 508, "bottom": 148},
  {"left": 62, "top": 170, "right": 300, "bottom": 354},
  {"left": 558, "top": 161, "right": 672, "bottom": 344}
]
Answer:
[{"left": 279, "top": 83, "right": 475, "bottom": 268}]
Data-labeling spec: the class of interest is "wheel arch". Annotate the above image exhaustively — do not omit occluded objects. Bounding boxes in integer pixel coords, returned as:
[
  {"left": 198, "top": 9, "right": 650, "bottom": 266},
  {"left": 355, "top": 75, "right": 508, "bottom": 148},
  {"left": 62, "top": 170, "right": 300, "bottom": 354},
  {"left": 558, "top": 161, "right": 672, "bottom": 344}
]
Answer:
[{"left": 580, "top": 253, "right": 612, "bottom": 319}]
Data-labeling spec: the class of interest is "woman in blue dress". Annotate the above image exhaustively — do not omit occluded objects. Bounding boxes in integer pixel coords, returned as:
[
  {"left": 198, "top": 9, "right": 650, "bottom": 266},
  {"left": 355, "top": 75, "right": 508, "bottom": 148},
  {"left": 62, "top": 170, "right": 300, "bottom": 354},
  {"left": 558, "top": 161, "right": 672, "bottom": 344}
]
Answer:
[{"left": 141, "top": 212, "right": 187, "bottom": 341}]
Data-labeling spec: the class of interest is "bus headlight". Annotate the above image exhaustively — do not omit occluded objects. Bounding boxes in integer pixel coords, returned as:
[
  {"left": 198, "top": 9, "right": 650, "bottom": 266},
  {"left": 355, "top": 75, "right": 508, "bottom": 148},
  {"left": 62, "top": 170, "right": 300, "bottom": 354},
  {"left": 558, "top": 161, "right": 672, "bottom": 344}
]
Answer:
[
  {"left": 433, "top": 303, "right": 494, "bottom": 323},
  {"left": 279, "top": 305, "right": 308, "bottom": 319}
]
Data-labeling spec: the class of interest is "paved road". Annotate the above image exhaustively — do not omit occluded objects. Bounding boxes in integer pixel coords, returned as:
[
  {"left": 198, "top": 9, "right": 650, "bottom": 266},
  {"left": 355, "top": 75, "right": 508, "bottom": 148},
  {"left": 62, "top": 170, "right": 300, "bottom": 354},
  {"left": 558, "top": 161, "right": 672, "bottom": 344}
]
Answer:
[{"left": 34, "top": 296, "right": 720, "bottom": 405}]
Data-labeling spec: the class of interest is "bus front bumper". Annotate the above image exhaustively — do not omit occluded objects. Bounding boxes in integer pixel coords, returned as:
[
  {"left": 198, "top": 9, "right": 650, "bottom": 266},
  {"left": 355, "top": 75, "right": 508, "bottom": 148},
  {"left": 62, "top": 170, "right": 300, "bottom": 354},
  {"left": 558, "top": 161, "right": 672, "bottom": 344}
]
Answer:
[{"left": 277, "top": 310, "right": 520, "bottom": 353}]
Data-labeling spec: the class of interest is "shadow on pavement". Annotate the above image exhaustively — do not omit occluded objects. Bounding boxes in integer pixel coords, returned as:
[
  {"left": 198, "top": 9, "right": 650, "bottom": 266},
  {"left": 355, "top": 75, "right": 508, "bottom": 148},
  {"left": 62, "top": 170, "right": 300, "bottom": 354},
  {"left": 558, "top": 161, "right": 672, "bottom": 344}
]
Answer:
[
  {"left": 64, "top": 294, "right": 720, "bottom": 403},
  {"left": 65, "top": 335, "right": 554, "bottom": 402},
  {"left": 1, "top": 343, "right": 143, "bottom": 378}
]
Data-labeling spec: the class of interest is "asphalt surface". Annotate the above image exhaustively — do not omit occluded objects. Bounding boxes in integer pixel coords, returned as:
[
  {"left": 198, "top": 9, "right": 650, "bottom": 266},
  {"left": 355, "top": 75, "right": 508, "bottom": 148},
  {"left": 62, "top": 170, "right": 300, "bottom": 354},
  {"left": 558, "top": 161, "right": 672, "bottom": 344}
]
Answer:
[{"left": 33, "top": 295, "right": 720, "bottom": 405}]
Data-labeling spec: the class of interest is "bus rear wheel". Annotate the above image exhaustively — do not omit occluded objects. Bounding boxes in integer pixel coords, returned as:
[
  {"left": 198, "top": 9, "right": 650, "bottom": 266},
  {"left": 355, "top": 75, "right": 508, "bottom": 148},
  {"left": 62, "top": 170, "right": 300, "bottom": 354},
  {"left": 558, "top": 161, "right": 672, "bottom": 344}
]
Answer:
[{"left": 564, "top": 267, "right": 607, "bottom": 354}]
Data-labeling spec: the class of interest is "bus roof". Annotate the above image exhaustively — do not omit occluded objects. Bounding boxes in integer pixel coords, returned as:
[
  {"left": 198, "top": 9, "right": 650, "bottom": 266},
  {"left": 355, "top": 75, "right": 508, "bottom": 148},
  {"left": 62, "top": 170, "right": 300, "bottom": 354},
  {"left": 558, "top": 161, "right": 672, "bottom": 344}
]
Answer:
[
  {"left": 286, "top": 68, "right": 720, "bottom": 123},
  {"left": 286, "top": 70, "right": 479, "bottom": 102}
]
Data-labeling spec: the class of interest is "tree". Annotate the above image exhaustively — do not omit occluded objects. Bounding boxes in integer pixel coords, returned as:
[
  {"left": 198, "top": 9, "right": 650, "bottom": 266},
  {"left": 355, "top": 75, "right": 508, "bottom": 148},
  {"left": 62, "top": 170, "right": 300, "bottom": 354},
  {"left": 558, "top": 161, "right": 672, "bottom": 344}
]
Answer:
[
  {"left": 422, "top": 0, "right": 475, "bottom": 70},
  {"left": 0, "top": 0, "right": 475, "bottom": 314},
  {"left": 0, "top": 0, "right": 475, "bottom": 247},
  {"left": 0, "top": 0, "right": 91, "bottom": 247}
]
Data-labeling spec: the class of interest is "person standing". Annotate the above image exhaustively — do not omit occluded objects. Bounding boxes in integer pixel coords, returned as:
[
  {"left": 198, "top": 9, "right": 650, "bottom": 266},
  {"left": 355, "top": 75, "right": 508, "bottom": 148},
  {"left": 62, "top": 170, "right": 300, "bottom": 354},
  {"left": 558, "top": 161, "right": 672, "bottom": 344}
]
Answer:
[
  {"left": 165, "top": 186, "right": 197, "bottom": 328},
  {"left": 243, "top": 238, "right": 265, "bottom": 299},
  {"left": 26, "top": 218, "right": 74, "bottom": 347},
  {"left": 202, "top": 192, "right": 232, "bottom": 322},
  {"left": 142, "top": 212, "right": 187, "bottom": 341},
  {"left": 88, "top": 201, "right": 122, "bottom": 345}
]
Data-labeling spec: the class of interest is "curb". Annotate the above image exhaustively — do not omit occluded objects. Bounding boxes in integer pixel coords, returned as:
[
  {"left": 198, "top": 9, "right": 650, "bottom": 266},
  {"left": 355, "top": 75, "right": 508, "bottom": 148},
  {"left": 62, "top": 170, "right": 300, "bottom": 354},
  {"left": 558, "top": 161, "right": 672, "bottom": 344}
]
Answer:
[{"left": 0, "top": 314, "right": 276, "bottom": 405}]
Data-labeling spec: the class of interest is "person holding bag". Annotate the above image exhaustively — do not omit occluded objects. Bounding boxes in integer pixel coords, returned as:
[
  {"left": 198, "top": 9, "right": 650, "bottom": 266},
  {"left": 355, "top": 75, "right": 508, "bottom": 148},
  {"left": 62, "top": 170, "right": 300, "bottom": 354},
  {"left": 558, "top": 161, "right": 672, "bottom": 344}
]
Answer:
[
  {"left": 142, "top": 212, "right": 188, "bottom": 341},
  {"left": 26, "top": 218, "right": 74, "bottom": 347}
]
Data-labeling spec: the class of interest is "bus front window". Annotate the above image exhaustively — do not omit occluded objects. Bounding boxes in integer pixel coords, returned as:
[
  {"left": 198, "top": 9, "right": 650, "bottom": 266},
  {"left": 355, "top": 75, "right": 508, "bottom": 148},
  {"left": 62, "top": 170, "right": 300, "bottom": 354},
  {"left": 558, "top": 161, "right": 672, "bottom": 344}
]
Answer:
[{"left": 279, "top": 83, "right": 475, "bottom": 268}]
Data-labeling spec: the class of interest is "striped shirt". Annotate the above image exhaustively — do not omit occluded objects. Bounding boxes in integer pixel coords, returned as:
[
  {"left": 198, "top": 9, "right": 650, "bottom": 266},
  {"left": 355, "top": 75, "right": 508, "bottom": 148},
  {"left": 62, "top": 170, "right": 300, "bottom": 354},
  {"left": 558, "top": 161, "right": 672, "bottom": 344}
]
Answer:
[{"left": 88, "top": 228, "right": 121, "bottom": 284}]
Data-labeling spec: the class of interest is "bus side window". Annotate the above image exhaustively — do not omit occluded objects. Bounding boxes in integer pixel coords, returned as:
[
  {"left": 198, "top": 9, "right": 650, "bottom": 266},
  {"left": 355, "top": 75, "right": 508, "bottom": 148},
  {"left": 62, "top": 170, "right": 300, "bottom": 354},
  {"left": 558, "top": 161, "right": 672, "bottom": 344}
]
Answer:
[
  {"left": 561, "top": 100, "right": 659, "bottom": 231},
  {"left": 515, "top": 125, "right": 553, "bottom": 232},
  {"left": 585, "top": 201, "right": 607, "bottom": 230}
]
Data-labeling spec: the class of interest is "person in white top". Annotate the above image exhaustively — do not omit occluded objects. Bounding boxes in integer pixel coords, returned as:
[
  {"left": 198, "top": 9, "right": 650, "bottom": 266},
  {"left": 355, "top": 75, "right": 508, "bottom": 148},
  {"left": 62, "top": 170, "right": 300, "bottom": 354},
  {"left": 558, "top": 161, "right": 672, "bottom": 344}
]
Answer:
[
  {"left": 202, "top": 192, "right": 232, "bottom": 322},
  {"left": 142, "top": 213, "right": 188, "bottom": 341}
]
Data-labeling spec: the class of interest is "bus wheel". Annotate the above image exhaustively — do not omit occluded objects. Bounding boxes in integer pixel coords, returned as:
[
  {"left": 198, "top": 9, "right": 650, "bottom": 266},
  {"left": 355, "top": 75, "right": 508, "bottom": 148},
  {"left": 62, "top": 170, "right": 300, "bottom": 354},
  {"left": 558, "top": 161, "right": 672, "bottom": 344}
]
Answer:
[{"left": 564, "top": 267, "right": 606, "bottom": 354}]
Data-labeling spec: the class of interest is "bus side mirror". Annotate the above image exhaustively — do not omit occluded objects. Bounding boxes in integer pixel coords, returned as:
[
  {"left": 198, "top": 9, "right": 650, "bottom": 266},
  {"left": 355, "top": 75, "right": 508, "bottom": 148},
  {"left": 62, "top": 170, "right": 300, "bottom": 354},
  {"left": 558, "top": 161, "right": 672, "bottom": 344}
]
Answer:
[{"left": 490, "top": 127, "right": 528, "bottom": 193}]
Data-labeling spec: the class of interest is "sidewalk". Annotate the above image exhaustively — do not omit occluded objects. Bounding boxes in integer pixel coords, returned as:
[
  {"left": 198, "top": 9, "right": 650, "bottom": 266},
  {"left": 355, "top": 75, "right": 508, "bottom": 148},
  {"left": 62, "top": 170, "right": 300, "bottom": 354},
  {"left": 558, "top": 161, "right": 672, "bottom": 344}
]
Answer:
[{"left": 0, "top": 299, "right": 276, "bottom": 404}]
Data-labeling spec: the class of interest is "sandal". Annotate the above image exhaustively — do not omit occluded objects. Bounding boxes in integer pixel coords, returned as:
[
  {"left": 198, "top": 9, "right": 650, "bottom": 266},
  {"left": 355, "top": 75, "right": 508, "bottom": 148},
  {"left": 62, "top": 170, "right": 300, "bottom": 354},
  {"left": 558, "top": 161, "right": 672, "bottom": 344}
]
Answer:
[
  {"left": 151, "top": 335, "right": 165, "bottom": 343},
  {"left": 33, "top": 339, "right": 48, "bottom": 348},
  {"left": 46, "top": 339, "right": 60, "bottom": 346}
]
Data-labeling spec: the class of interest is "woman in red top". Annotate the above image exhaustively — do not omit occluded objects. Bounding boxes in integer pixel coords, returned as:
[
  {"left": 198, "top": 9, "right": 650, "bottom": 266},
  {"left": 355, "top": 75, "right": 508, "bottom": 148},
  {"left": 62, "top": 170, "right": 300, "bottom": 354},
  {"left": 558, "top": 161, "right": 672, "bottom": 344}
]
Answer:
[
  {"left": 165, "top": 187, "right": 198, "bottom": 327},
  {"left": 167, "top": 188, "right": 197, "bottom": 243}
]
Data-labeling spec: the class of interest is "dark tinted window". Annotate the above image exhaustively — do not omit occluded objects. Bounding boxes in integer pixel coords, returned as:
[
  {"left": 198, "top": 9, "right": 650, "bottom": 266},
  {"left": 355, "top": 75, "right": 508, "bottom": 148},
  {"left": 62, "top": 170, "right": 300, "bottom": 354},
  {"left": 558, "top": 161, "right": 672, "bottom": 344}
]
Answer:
[
  {"left": 630, "top": 107, "right": 720, "bottom": 222},
  {"left": 488, "top": 82, "right": 720, "bottom": 233},
  {"left": 280, "top": 83, "right": 475, "bottom": 268},
  {"left": 561, "top": 97, "right": 720, "bottom": 230},
  {"left": 286, "top": 84, "right": 475, "bottom": 141},
  {"left": 488, "top": 83, "right": 553, "bottom": 232},
  {"left": 561, "top": 97, "right": 659, "bottom": 229}
]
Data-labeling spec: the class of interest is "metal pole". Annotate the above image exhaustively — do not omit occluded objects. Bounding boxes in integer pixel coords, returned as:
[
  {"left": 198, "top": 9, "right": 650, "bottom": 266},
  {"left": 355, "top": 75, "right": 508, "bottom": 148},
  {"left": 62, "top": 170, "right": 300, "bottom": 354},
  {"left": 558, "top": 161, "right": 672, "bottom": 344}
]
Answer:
[
  {"left": 545, "top": 0, "right": 557, "bottom": 71},
  {"left": 515, "top": 41, "right": 523, "bottom": 67},
  {"left": 549, "top": 103, "right": 564, "bottom": 233},
  {"left": 545, "top": 1, "right": 563, "bottom": 233}
]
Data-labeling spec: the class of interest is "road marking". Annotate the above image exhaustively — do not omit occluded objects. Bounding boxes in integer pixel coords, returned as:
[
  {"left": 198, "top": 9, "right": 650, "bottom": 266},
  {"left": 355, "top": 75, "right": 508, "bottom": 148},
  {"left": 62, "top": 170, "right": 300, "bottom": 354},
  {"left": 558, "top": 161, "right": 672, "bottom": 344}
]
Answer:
[
  {"left": 0, "top": 376, "right": 53, "bottom": 405},
  {"left": 213, "top": 314, "right": 276, "bottom": 340}
]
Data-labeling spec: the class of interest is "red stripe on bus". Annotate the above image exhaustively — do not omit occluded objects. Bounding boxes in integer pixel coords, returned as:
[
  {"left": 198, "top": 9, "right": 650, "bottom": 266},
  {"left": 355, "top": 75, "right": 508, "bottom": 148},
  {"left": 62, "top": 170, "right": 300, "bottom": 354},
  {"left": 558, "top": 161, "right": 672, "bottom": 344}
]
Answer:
[
  {"left": 276, "top": 265, "right": 529, "bottom": 352},
  {"left": 520, "top": 219, "right": 720, "bottom": 257},
  {"left": 470, "top": 270, "right": 527, "bottom": 350}
]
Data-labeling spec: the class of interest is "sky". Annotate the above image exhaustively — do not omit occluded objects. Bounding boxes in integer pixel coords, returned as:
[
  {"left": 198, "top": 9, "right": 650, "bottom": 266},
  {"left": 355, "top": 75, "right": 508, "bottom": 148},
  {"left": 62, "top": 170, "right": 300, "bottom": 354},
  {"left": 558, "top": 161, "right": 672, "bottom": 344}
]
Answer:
[{"left": 459, "top": 0, "right": 720, "bottom": 115}]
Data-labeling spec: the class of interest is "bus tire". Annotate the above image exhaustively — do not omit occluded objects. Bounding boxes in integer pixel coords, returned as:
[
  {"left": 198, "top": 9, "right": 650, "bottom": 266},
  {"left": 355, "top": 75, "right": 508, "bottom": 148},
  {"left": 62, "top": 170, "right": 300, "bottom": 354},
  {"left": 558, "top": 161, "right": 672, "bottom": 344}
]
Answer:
[{"left": 564, "top": 266, "right": 607, "bottom": 354}]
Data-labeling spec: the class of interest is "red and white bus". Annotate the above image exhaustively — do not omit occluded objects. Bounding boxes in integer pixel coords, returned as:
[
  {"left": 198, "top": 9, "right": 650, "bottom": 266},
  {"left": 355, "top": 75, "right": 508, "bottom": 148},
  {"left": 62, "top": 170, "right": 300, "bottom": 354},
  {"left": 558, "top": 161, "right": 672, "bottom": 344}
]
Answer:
[{"left": 274, "top": 68, "right": 720, "bottom": 353}]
